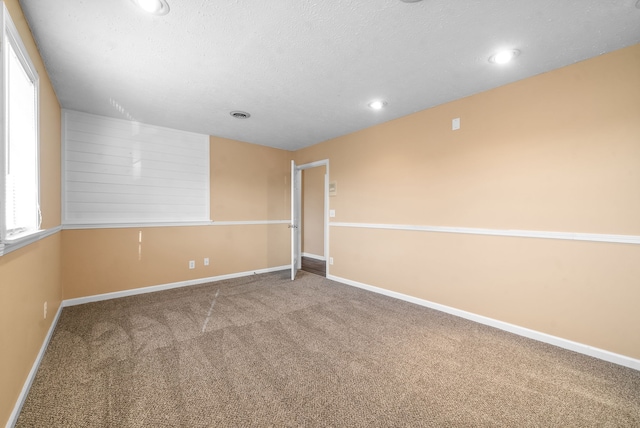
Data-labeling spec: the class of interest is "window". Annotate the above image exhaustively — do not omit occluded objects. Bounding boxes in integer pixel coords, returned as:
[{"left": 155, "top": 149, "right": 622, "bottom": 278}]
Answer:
[{"left": 1, "top": 4, "right": 40, "bottom": 247}]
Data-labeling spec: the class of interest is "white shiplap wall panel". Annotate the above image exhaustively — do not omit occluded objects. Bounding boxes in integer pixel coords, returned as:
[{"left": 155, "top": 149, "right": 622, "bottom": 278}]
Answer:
[
  {"left": 63, "top": 110, "right": 210, "bottom": 225},
  {"left": 65, "top": 133, "right": 207, "bottom": 162},
  {"left": 65, "top": 181, "right": 204, "bottom": 197},
  {"left": 65, "top": 150, "right": 207, "bottom": 174}
]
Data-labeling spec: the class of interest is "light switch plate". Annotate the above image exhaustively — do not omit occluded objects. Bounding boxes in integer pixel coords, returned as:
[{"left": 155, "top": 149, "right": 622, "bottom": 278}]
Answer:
[{"left": 329, "top": 181, "right": 337, "bottom": 196}]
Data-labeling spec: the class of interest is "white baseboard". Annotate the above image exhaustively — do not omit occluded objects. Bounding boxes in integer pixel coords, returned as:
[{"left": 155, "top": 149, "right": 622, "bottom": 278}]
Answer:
[
  {"left": 302, "top": 252, "right": 326, "bottom": 261},
  {"left": 64, "top": 265, "right": 290, "bottom": 307},
  {"left": 327, "top": 274, "right": 640, "bottom": 372},
  {"left": 7, "top": 303, "right": 64, "bottom": 428}
]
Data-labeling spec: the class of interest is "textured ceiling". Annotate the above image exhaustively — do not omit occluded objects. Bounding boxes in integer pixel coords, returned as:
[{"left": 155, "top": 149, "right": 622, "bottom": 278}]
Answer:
[{"left": 18, "top": 0, "right": 640, "bottom": 151}]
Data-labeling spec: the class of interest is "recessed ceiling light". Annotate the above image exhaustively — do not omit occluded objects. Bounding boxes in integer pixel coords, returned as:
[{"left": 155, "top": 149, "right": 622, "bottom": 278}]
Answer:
[
  {"left": 399, "top": 0, "right": 423, "bottom": 3},
  {"left": 230, "top": 111, "right": 251, "bottom": 119},
  {"left": 368, "top": 100, "right": 387, "bottom": 110},
  {"left": 489, "top": 49, "right": 520, "bottom": 65},
  {"left": 132, "top": 0, "right": 170, "bottom": 15}
]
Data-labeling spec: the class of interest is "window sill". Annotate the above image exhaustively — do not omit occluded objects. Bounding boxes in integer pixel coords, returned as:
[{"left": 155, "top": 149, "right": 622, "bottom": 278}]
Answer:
[{"left": 0, "top": 226, "right": 62, "bottom": 256}]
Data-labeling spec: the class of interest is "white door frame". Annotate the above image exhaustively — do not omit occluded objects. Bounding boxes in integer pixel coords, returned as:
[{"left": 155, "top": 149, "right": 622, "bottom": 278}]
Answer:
[
  {"left": 290, "top": 161, "right": 300, "bottom": 280},
  {"left": 292, "top": 159, "right": 330, "bottom": 278}
]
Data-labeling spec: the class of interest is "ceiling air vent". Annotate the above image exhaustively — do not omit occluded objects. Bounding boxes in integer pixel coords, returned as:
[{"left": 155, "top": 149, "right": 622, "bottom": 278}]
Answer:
[{"left": 230, "top": 111, "right": 251, "bottom": 119}]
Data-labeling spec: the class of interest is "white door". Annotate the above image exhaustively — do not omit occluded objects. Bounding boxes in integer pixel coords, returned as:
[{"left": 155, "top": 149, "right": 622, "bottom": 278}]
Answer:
[{"left": 290, "top": 160, "right": 302, "bottom": 280}]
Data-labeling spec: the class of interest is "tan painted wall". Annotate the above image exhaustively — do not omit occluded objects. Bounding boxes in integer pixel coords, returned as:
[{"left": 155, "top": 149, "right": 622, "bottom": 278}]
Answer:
[
  {"left": 296, "top": 44, "right": 640, "bottom": 359},
  {"left": 62, "top": 224, "right": 289, "bottom": 299},
  {"left": 62, "top": 137, "right": 291, "bottom": 299},
  {"left": 211, "top": 136, "right": 290, "bottom": 221},
  {"left": 0, "top": 235, "right": 62, "bottom": 424},
  {"left": 0, "top": 1, "right": 62, "bottom": 425},
  {"left": 301, "top": 166, "right": 325, "bottom": 257}
]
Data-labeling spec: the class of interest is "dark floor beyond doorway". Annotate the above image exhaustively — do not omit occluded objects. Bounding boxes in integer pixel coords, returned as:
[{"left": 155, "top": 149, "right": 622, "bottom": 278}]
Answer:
[{"left": 301, "top": 256, "right": 326, "bottom": 277}]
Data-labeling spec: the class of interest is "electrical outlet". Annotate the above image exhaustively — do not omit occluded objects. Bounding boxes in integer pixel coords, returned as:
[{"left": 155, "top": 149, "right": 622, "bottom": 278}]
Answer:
[
  {"left": 329, "top": 257, "right": 334, "bottom": 265},
  {"left": 189, "top": 260, "right": 195, "bottom": 269},
  {"left": 204, "top": 257, "right": 210, "bottom": 266},
  {"left": 44, "top": 301, "right": 47, "bottom": 319}
]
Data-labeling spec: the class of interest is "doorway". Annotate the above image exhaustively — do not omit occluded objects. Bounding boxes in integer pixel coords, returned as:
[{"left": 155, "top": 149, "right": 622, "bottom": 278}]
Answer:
[
  {"left": 290, "top": 160, "right": 329, "bottom": 280},
  {"left": 301, "top": 165, "right": 326, "bottom": 276}
]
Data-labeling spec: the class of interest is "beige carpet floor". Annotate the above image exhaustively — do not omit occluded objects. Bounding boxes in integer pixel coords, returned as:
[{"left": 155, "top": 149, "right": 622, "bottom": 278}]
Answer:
[{"left": 17, "top": 270, "right": 640, "bottom": 427}]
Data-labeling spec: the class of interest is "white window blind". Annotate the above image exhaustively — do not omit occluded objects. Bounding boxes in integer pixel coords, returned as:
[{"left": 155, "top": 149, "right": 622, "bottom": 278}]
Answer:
[
  {"left": 1, "top": 3, "right": 40, "bottom": 245},
  {"left": 63, "top": 110, "right": 210, "bottom": 225}
]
